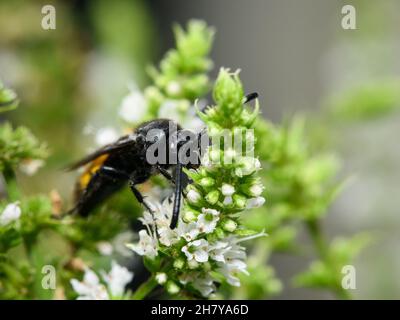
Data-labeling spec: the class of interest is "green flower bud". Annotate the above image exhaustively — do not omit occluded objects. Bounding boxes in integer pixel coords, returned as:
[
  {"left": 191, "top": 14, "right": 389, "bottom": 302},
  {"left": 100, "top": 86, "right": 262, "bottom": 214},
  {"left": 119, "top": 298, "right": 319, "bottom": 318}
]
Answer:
[
  {"left": 183, "top": 209, "right": 197, "bottom": 223},
  {"left": 199, "top": 177, "right": 215, "bottom": 187},
  {"left": 233, "top": 194, "right": 247, "bottom": 209},
  {"left": 206, "top": 190, "right": 220, "bottom": 204},
  {"left": 221, "top": 218, "right": 237, "bottom": 232},
  {"left": 213, "top": 69, "right": 244, "bottom": 106},
  {"left": 187, "top": 187, "right": 202, "bottom": 205},
  {"left": 202, "top": 262, "right": 212, "bottom": 271},
  {"left": 188, "top": 259, "right": 199, "bottom": 269},
  {"left": 173, "top": 258, "right": 185, "bottom": 270},
  {"left": 215, "top": 227, "right": 225, "bottom": 239},
  {"left": 166, "top": 281, "right": 180, "bottom": 295}
]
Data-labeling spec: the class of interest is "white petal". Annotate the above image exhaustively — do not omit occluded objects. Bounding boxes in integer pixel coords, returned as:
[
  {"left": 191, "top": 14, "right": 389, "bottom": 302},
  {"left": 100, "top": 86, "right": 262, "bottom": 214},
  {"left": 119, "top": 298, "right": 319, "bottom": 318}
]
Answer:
[
  {"left": 95, "top": 127, "right": 119, "bottom": 146},
  {"left": 83, "top": 268, "right": 100, "bottom": 286},
  {"left": 221, "top": 184, "right": 235, "bottom": 196},
  {"left": 194, "top": 250, "right": 209, "bottom": 263},
  {"left": 119, "top": 90, "right": 147, "bottom": 123},
  {"left": 0, "top": 202, "right": 21, "bottom": 226}
]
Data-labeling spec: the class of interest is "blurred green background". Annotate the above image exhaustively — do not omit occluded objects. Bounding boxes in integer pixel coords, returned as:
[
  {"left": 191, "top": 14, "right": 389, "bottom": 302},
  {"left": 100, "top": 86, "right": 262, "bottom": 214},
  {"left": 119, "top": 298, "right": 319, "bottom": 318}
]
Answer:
[{"left": 1, "top": 0, "right": 399, "bottom": 299}]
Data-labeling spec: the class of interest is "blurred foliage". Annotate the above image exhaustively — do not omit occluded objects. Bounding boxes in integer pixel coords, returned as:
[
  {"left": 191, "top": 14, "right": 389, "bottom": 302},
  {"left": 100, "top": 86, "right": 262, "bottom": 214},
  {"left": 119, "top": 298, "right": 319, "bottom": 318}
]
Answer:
[
  {"left": 328, "top": 79, "right": 400, "bottom": 122},
  {"left": 0, "top": 123, "right": 48, "bottom": 172}
]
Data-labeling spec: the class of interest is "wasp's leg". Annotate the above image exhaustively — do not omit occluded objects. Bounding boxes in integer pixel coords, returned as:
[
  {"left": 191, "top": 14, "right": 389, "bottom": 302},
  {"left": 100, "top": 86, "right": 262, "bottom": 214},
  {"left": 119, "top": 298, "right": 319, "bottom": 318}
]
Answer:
[
  {"left": 128, "top": 177, "right": 159, "bottom": 237},
  {"left": 102, "top": 166, "right": 153, "bottom": 213},
  {"left": 128, "top": 180, "right": 153, "bottom": 213},
  {"left": 157, "top": 166, "right": 175, "bottom": 184},
  {"left": 170, "top": 162, "right": 183, "bottom": 229}
]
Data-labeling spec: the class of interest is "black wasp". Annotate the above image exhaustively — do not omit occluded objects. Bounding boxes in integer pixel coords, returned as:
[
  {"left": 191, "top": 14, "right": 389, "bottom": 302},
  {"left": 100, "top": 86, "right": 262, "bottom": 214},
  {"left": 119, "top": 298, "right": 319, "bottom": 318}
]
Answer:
[{"left": 68, "top": 92, "right": 258, "bottom": 229}]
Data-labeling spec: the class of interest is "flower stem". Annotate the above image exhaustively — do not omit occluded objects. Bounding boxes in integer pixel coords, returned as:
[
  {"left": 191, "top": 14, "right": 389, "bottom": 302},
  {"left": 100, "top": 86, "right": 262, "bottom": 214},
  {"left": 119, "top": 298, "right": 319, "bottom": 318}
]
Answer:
[
  {"left": 306, "top": 219, "right": 351, "bottom": 300},
  {"left": 132, "top": 276, "right": 157, "bottom": 300},
  {"left": 3, "top": 166, "right": 20, "bottom": 202}
]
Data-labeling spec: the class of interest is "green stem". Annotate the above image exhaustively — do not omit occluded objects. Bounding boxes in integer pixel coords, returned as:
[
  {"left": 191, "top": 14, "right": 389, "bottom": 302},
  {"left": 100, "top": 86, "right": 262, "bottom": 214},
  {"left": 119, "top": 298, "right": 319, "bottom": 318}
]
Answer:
[
  {"left": 3, "top": 166, "right": 20, "bottom": 202},
  {"left": 132, "top": 275, "right": 157, "bottom": 300},
  {"left": 307, "top": 220, "right": 329, "bottom": 261},
  {"left": 306, "top": 219, "right": 351, "bottom": 300}
]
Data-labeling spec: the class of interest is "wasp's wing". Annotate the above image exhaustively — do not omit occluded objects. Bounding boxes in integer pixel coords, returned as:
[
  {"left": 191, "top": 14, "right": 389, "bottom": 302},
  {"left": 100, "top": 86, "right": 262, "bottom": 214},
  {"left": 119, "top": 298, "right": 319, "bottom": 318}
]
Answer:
[{"left": 66, "top": 133, "right": 138, "bottom": 170}]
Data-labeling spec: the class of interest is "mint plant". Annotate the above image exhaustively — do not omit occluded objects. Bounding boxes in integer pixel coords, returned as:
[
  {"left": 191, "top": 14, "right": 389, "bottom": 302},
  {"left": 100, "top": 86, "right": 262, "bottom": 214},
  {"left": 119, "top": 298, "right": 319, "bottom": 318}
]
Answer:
[
  {"left": 0, "top": 20, "right": 367, "bottom": 300},
  {"left": 127, "top": 69, "right": 265, "bottom": 298}
]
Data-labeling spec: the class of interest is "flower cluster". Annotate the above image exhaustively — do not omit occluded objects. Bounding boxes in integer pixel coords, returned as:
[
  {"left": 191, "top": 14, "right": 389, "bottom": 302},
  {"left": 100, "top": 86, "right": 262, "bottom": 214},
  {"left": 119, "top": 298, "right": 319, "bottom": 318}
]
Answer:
[
  {"left": 70, "top": 261, "right": 133, "bottom": 300},
  {"left": 118, "top": 20, "right": 214, "bottom": 131},
  {"left": 127, "top": 69, "right": 266, "bottom": 298}
]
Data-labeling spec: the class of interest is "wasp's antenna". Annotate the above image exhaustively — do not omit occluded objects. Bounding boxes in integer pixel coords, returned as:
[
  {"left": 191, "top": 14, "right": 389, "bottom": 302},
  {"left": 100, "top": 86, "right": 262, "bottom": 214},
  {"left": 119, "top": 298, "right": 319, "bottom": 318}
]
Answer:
[
  {"left": 244, "top": 92, "right": 258, "bottom": 104},
  {"left": 170, "top": 161, "right": 183, "bottom": 229}
]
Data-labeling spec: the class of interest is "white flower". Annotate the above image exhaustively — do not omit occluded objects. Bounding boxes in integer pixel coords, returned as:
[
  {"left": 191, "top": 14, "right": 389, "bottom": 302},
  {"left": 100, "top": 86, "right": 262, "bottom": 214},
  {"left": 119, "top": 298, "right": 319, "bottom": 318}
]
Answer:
[
  {"left": 96, "top": 241, "right": 113, "bottom": 256},
  {"left": 223, "top": 196, "right": 233, "bottom": 205},
  {"left": 19, "top": 159, "right": 44, "bottom": 176},
  {"left": 216, "top": 239, "right": 248, "bottom": 287},
  {"left": 182, "top": 239, "right": 209, "bottom": 263},
  {"left": 101, "top": 261, "right": 133, "bottom": 297},
  {"left": 196, "top": 208, "right": 220, "bottom": 234},
  {"left": 158, "top": 226, "right": 180, "bottom": 246},
  {"left": 179, "top": 273, "right": 216, "bottom": 298},
  {"left": 158, "top": 100, "right": 183, "bottom": 122},
  {"left": 221, "top": 184, "right": 235, "bottom": 196},
  {"left": 166, "top": 81, "right": 181, "bottom": 96},
  {"left": 70, "top": 268, "right": 109, "bottom": 300},
  {"left": 0, "top": 202, "right": 21, "bottom": 226},
  {"left": 155, "top": 272, "right": 167, "bottom": 285},
  {"left": 192, "top": 275, "right": 216, "bottom": 297},
  {"left": 112, "top": 231, "right": 135, "bottom": 257},
  {"left": 139, "top": 199, "right": 180, "bottom": 246},
  {"left": 249, "top": 184, "right": 264, "bottom": 197},
  {"left": 218, "top": 259, "right": 248, "bottom": 287},
  {"left": 246, "top": 196, "right": 266, "bottom": 208},
  {"left": 214, "top": 233, "right": 266, "bottom": 287},
  {"left": 95, "top": 127, "right": 119, "bottom": 146},
  {"left": 119, "top": 90, "right": 147, "bottom": 123},
  {"left": 209, "top": 241, "right": 230, "bottom": 263},
  {"left": 158, "top": 99, "right": 204, "bottom": 131},
  {"left": 127, "top": 230, "right": 158, "bottom": 259},
  {"left": 187, "top": 189, "right": 201, "bottom": 204},
  {"left": 235, "top": 157, "right": 262, "bottom": 177},
  {"left": 177, "top": 222, "right": 200, "bottom": 242},
  {"left": 185, "top": 116, "right": 205, "bottom": 132},
  {"left": 221, "top": 191, "right": 235, "bottom": 207}
]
